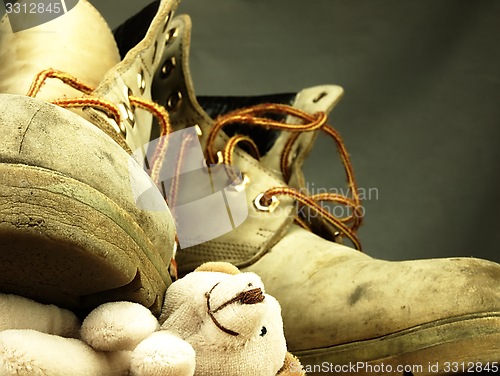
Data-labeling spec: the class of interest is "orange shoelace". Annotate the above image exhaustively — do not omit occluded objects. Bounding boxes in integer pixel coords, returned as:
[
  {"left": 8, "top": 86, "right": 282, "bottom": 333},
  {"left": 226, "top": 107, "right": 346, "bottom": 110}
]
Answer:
[
  {"left": 27, "top": 69, "right": 363, "bottom": 251},
  {"left": 205, "top": 104, "right": 363, "bottom": 251}
]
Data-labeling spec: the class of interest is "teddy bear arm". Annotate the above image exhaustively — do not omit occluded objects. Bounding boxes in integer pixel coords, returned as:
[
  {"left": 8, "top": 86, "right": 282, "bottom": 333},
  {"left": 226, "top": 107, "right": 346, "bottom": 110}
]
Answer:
[
  {"left": 131, "top": 331, "right": 195, "bottom": 376},
  {"left": 0, "top": 329, "right": 130, "bottom": 376},
  {"left": 0, "top": 294, "right": 80, "bottom": 338},
  {"left": 81, "top": 302, "right": 159, "bottom": 352}
]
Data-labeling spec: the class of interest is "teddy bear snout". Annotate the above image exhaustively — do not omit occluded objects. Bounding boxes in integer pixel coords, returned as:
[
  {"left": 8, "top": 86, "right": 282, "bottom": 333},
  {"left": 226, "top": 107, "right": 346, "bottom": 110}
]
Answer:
[
  {"left": 209, "top": 286, "right": 265, "bottom": 314},
  {"left": 206, "top": 273, "right": 265, "bottom": 311},
  {"left": 239, "top": 287, "right": 265, "bottom": 305},
  {"left": 203, "top": 274, "right": 269, "bottom": 339}
]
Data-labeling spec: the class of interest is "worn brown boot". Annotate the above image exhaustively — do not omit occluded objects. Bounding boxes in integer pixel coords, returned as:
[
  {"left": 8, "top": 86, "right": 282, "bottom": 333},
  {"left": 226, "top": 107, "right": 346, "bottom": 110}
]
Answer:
[
  {"left": 114, "top": 4, "right": 500, "bottom": 374},
  {"left": 0, "top": 0, "right": 180, "bottom": 315}
]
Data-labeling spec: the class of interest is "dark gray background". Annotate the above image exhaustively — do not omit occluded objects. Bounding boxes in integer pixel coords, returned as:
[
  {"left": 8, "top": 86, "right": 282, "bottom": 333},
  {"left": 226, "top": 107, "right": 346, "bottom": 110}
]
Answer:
[{"left": 3, "top": 1, "right": 499, "bottom": 263}]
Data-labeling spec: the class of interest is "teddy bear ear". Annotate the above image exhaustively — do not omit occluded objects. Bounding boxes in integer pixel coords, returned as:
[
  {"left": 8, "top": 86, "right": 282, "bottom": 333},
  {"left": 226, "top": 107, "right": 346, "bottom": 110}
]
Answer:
[{"left": 194, "top": 262, "right": 241, "bottom": 275}]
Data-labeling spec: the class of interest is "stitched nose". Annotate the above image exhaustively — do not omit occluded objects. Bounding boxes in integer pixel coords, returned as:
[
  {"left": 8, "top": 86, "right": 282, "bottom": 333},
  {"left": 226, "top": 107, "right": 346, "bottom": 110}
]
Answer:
[
  {"left": 206, "top": 283, "right": 266, "bottom": 337},
  {"left": 239, "top": 287, "right": 265, "bottom": 305}
]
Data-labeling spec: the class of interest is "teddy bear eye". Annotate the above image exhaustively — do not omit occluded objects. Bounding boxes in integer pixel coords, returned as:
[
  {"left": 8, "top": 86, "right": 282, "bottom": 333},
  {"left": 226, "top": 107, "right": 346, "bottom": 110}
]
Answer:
[{"left": 260, "top": 326, "right": 267, "bottom": 337}]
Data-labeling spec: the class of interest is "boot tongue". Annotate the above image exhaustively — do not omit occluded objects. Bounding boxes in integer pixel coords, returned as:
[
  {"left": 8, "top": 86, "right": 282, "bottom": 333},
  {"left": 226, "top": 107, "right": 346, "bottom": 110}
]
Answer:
[{"left": 0, "top": 0, "right": 120, "bottom": 100}]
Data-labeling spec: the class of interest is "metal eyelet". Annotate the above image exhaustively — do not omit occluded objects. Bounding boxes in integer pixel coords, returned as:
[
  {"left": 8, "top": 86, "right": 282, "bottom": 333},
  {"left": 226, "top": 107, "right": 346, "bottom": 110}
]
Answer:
[
  {"left": 231, "top": 173, "right": 250, "bottom": 192},
  {"left": 115, "top": 118, "right": 127, "bottom": 136},
  {"left": 162, "top": 12, "right": 172, "bottom": 33},
  {"left": 161, "top": 57, "right": 176, "bottom": 79},
  {"left": 116, "top": 86, "right": 135, "bottom": 135},
  {"left": 138, "top": 68, "right": 146, "bottom": 95},
  {"left": 202, "top": 151, "right": 223, "bottom": 169},
  {"left": 216, "top": 151, "right": 223, "bottom": 164},
  {"left": 125, "top": 85, "right": 133, "bottom": 98},
  {"left": 195, "top": 124, "right": 203, "bottom": 136},
  {"left": 333, "top": 231, "right": 344, "bottom": 245},
  {"left": 165, "top": 27, "right": 179, "bottom": 45},
  {"left": 109, "top": 119, "right": 123, "bottom": 136},
  {"left": 166, "top": 91, "right": 182, "bottom": 112},
  {"left": 118, "top": 102, "right": 134, "bottom": 130},
  {"left": 209, "top": 151, "right": 224, "bottom": 165},
  {"left": 254, "top": 193, "right": 280, "bottom": 213}
]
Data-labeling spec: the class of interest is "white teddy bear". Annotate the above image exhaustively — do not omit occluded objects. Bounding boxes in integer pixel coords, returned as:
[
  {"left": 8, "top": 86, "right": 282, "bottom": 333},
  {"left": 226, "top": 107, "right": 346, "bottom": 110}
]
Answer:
[{"left": 0, "top": 262, "right": 304, "bottom": 376}]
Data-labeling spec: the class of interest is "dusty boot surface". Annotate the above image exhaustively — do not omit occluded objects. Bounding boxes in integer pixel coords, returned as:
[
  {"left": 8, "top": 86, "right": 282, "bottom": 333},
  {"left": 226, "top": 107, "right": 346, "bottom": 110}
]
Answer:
[
  {"left": 113, "top": 3, "right": 500, "bottom": 374},
  {"left": 0, "top": 0, "right": 180, "bottom": 315}
]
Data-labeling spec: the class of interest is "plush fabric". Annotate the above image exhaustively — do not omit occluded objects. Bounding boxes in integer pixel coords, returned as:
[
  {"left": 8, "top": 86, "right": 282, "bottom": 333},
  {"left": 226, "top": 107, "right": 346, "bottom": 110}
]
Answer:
[{"left": 0, "top": 263, "right": 303, "bottom": 376}]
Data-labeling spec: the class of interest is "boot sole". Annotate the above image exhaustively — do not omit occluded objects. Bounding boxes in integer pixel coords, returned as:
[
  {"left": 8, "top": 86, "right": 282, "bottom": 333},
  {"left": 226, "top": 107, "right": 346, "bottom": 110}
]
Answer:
[
  {"left": 295, "top": 312, "right": 500, "bottom": 375},
  {"left": 0, "top": 163, "right": 170, "bottom": 315}
]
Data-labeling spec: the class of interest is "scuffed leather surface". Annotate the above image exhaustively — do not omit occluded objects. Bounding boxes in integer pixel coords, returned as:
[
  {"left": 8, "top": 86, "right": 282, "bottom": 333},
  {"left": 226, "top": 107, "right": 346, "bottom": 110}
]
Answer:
[
  {"left": 245, "top": 224, "right": 500, "bottom": 351},
  {"left": 111, "top": 0, "right": 500, "bottom": 360},
  {"left": 0, "top": 95, "right": 175, "bottom": 278},
  {"left": 150, "top": 15, "right": 297, "bottom": 274},
  {"left": 88, "top": 0, "right": 180, "bottom": 154},
  {"left": 161, "top": 0, "right": 500, "bottom": 268},
  {"left": 112, "top": 2, "right": 295, "bottom": 158},
  {"left": 112, "top": 0, "right": 295, "bottom": 158},
  {"left": 0, "top": 0, "right": 120, "bottom": 100}
]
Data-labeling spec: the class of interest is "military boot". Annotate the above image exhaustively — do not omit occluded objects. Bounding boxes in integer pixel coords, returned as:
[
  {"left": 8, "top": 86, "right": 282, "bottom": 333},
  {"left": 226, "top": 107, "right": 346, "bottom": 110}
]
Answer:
[
  {"left": 114, "top": 3, "right": 500, "bottom": 374},
  {"left": 0, "top": 0, "right": 180, "bottom": 315}
]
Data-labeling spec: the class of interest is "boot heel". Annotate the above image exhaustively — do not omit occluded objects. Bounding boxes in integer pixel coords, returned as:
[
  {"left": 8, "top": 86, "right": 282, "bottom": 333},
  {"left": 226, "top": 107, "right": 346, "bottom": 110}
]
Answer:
[{"left": 0, "top": 163, "right": 169, "bottom": 314}]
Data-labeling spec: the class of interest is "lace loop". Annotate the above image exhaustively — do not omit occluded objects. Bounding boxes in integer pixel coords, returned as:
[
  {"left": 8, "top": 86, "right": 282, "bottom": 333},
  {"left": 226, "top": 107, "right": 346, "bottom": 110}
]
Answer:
[
  {"left": 206, "top": 103, "right": 327, "bottom": 164},
  {"left": 26, "top": 68, "right": 94, "bottom": 97},
  {"left": 27, "top": 69, "right": 123, "bottom": 125},
  {"left": 208, "top": 103, "right": 363, "bottom": 251},
  {"left": 257, "top": 187, "right": 362, "bottom": 251},
  {"left": 222, "top": 134, "right": 260, "bottom": 184}
]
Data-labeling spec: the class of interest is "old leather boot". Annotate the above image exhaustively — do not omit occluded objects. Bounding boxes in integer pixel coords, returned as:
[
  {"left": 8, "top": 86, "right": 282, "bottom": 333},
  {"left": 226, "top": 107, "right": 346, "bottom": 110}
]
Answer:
[
  {"left": 116, "top": 4, "right": 500, "bottom": 374},
  {"left": 0, "top": 0, "right": 180, "bottom": 315}
]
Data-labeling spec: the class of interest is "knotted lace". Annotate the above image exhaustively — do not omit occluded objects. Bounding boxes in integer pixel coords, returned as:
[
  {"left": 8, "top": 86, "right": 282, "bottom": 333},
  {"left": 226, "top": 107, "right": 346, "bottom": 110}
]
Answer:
[
  {"left": 28, "top": 69, "right": 363, "bottom": 251},
  {"left": 205, "top": 104, "right": 364, "bottom": 251}
]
